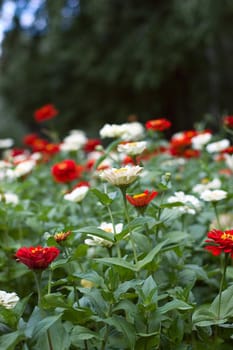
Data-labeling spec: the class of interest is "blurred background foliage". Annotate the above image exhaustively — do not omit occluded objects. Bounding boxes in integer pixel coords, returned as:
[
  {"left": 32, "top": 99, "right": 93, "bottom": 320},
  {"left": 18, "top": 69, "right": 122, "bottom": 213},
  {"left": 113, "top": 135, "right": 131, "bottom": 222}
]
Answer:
[{"left": 0, "top": 0, "right": 233, "bottom": 142}]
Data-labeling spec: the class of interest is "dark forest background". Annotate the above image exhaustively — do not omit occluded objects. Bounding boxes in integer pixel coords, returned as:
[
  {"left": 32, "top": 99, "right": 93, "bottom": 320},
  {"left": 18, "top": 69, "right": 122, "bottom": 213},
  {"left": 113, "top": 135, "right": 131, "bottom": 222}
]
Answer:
[{"left": 0, "top": 0, "right": 233, "bottom": 142}]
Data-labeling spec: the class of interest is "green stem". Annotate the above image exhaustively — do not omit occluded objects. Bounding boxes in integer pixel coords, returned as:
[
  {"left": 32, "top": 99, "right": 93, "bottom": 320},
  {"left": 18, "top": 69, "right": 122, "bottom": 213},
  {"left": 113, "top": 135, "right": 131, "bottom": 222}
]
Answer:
[
  {"left": 106, "top": 204, "right": 121, "bottom": 258},
  {"left": 217, "top": 253, "right": 228, "bottom": 319},
  {"left": 33, "top": 271, "right": 42, "bottom": 307},
  {"left": 101, "top": 304, "right": 113, "bottom": 350},
  {"left": 47, "top": 269, "right": 52, "bottom": 295},
  {"left": 120, "top": 186, "right": 138, "bottom": 264},
  {"left": 212, "top": 202, "right": 221, "bottom": 230}
]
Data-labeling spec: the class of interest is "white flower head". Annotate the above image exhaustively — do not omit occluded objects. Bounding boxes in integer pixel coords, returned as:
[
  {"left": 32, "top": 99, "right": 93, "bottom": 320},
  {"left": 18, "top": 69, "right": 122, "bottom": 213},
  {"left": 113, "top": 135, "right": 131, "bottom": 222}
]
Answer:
[
  {"left": 0, "top": 192, "right": 19, "bottom": 205},
  {"left": 206, "top": 139, "right": 230, "bottom": 153},
  {"left": 200, "top": 189, "right": 227, "bottom": 202},
  {"left": 117, "top": 141, "right": 147, "bottom": 156},
  {"left": 84, "top": 222, "right": 123, "bottom": 247},
  {"left": 120, "top": 122, "right": 145, "bottom": 141},
  {"left": 0, "top": 290, "right": 19, "bottom": 309},
  {"left": 100, "top": 124, "right": 126, "bottom": 139},
  {"left": 61, "top": 130, "right": 87, "bottom": 151},
  {"left": 192, "top": 178, "right": 222, "bottom": 194},
  {"left": 14, "top": 160, "right": 36, "bottom": 178},
  {"left": 64, "top": 186, "right": 89, "bottom": 203},
  {"left": 191, "top": 132, "right": 212, "bottom": 150},
  {"left": 167, "top": 191, "right": 201, "bottom": 215},
  {"left": 99, "top": 165, "right": 143, "bottom": 186},
  {"left": 0, "top": 138, "right": 14, "bottom": 149},
  {"left": 224, "top": 154, "right": 233, "bottom": 171}
]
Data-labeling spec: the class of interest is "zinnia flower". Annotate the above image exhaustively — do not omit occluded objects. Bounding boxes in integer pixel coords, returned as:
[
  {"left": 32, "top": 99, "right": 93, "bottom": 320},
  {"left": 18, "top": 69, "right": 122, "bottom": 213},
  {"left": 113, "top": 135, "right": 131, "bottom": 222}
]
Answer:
[
  {"left": 167, "top": 191, "right": 201, "bottom": 215},
  {"left": 205, "top": 229, "right": 233, "bottom": 257},
  {"left": 99, "top": 165, "right": 143, "bottom": 186},
  {"left": 206, "top": 139, "right": 230, "bottom": 153},
  {"left": 117, "top": 141, "right": 147, "bottom": 156},
  {"left": 15, "top": 246, "right": 60, "bottom": 270},
  {"left": 64, "top": 185, "right": 89, "bottom": 203},
  {"left": 51, "top": 159, "right": 79, "bottom": 183},
  {"left": 34, "top": 104, "right": 58, "bottom": 123},
  {"left": 200, "top": 189, "right": 227, "bottom": 202},
  {"left": 54, "top": 231, "right": 71, "bottom": 243},
  {"left": 0, "top": 290, "right": 19, "bottom": 309},
  {"left": 126, "top": 190, "right": 158, "bottom": 207},
  {"left": 85, "top": 222, "right": 123, "bottom": 247},
  {"left": 145, "top": 118, "right": 171, "bottom": 132},
  {"left": 223, "top": 115, "right": 233, "bottom": 129}
]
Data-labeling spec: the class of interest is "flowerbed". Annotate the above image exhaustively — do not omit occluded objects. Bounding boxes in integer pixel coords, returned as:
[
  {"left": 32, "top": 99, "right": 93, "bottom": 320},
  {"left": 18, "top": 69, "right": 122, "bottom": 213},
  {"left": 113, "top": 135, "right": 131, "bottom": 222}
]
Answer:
[{"left": 0, "top": 111, "right": 233, "bottom": 349}]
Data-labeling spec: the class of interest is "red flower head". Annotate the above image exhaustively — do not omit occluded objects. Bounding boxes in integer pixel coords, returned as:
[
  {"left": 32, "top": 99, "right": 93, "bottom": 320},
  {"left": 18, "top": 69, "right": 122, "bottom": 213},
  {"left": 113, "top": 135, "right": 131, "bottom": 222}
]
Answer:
[
  {"left": 205, "top": 229, "right": 233, "bottom": 257},
  {"left": 34, "top": 104, "right": 58, "bottom": 123},
  {"left": 84, "top": 139, "right": 101, "bottom": 152},
  {"left": 15, "top": 246, "right": 60, "bottom": 270},
  {"left": 145, "top": 118, "right": 171, "bottom": 132},
  {"left": 223, "top": 115, "right": 233, "bottom": 129},
  {"left": 30, "top": 137, "right": 49, "bottom": 152},
  {"left": 51, "top": 159, "right": 79, "bottom": 183},
  {"left": 126, "top": 190, "right": 158, "bottom": 207},
  {"left": 23, "top": 133, "right": 39, "bottom": 146}
]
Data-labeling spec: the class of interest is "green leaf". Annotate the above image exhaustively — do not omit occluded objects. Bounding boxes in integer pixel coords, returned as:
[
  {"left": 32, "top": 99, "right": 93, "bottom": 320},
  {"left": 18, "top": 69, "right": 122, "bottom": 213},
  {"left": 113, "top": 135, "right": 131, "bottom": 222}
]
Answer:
[
  {"left": 73, "top": 270, "right": 106, "bottom": 288},
  {"left": 159, "top": 299, "right": 193, "bottom": 314},
  {"left": 192, "top": 305, "right": 226, "bottom": 327},
  {"left": 74, "top": 226, "right": 115, "bottom": 242},
  {"left": 136, "top": 239, "right": 169, "bottom": 271},
  {"left": 95, "top": 257, "right": 136, "bottom": 271},
  {"left": 71, "top": 325, "right": 100, "bottom": 342},
  {"left": 90, "top": 188, "right": 113, "bottom": 206},
  {"left": 210, "top": 284, "right": 233, "bottom": 319},
  {"left": 32, "top": 314, "right": 62, "bottom": 339},
  {"left": 0, "top": 330, "right": 25, "bottom": 350},
  {"left": 104, "top": 315, "right": 136, "bottom": 350}
]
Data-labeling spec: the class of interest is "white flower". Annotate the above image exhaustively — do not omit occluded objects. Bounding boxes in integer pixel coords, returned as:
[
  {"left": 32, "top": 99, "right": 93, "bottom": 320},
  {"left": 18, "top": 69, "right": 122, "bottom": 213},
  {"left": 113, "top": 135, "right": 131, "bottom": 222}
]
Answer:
[
  {"left": 224, "top": 154, "right": 233, "bottom": 171},
  {"left": 14, "top": 160, "right": 36, "bottom": 178},
  {"left": 192, "top": 178, "right": 222, "bottom": 194},
  {"left": 0, "top": 138, "right": 14, "bottom": 149},
  {"left": 100, "top": 124, "right": 126, "bottom": 139},
  {"left": 84, "top": 222, "right": 123, "bottom": 247},
  {"left": 64, "top": 186, "right": 89, "bottom": 203},
  {"left": 200, "top": 189, "right": 227, "bottom": 202},
  {"left": 120, "top": 122, "right": 145, "bottom": 140},
  {"left": 191, "top": 132, "right": 212, "bottom": 150},
  {"left": 0, "top": 290, "right": 19, "bottom": 309},
  {"left": 99, "top": 165, "right": 143, "bottom": 186},
  {"left": 206, "top": 139, "right": 230, "bottom": 153},
  {"left": 100, "top": 122, "right": 144, "bottom": 140},
  {"left": 61, "top": 130, "right": 87, "bottom": 151},
  {"left": 117, "top": 141, "right": 147, "bottom": 156},
  {"left": 0, "top": 192, "right": 19, "bottom": 205},
  {"left": 167, "top": 191, "right": 201, "bottom": 215}
]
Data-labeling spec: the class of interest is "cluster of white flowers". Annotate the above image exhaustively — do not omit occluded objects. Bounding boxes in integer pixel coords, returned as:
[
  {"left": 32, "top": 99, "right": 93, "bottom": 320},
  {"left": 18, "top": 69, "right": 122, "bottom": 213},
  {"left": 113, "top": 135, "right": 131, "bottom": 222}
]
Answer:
[
  {"left": 0, "top": 290, "right": 19, "bottom": 309},
  {"left": 0, "top": 192, "right": 19, "bottom": 205},
  {"left": 85, "top": 222, "right": 123, "bottom": 247},
  {"left": 100, "top": 122, "right": 144, "bottom": 141},
  {"left": 64, "top": 186, "right": 89, "bottom": 203},
  {"left": 60, "top": 130, "right": 87, "bottom": 152},
  {"left": 167, "top": 191, "right": 202, "bottom": 215}
]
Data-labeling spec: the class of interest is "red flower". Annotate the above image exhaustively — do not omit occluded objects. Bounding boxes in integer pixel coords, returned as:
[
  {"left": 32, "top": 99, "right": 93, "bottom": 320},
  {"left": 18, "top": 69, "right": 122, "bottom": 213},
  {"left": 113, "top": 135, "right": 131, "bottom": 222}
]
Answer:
[
  {"left": 30, "top": 138, "right": 49, "bottom": 152},
  {"left": 145, "top": 118, "right": 171, "bottom": 131},
  {"left": 15, "top": 246, "right": 60, "bottom": 270},
  {"left": 51, "top": 159, "right": 79, "bottom": 183},
  {"left": 54, "top": 231, "right": 71, "bottom": 243},
  {"left": 223, "top": 115, "right": 233, "bottom": 129},
  {"left": 84, "top": 139, "right": 101, "bottom": 152},
  {"left": 23, "top": 133, "right": 39, "bottom": 146},
  {"left": 205, "top": 229, "right": 233, "bottom": 257},
  {"left": 42, "top": 143, "right": 60, "bottom": 155},
  {"left": 34, "top": 104, "right": 58, "bottom": 123},
  {"left": 126, "top": 190, "right": 158, "bottom": 207}
]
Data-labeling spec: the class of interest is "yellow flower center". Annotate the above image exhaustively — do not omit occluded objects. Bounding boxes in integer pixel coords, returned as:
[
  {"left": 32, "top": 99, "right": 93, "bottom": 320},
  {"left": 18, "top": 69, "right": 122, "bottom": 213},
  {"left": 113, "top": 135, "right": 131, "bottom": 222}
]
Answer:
[
  {"left": 221, "top": 232, "right": 233, "bottom": 241},
  {"left": 114, "top": 168, "right": 127, "bottom": 173},
  {"left": 133, "top": 193, "right": 147, "bottom": 199}
]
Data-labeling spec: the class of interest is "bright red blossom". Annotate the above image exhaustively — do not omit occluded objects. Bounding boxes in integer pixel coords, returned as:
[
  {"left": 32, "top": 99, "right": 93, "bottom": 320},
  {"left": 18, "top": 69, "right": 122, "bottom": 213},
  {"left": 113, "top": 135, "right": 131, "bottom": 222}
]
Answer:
[
  {"left": 223, "top": 115, "right": 233, "bottom": 129},
  {"left": 126, "top": 190, "right": 158, "bottom": 207},
  {"left": 145, "top": 118, "right": 172, "bottom": 131},
  {"left": 34, "top": 104, "right": 58, "bottom": 123},
  {"left": 84, "top": 139, "right": 101, "bottom": 152},
  {"left": 51, "top": 159, "right": 79, "bottom": 183},
  {"left": 205, "top": 229, "right": 233, "bottom": 257},
  {"left": 15, "top": 246, "right": 60, "bottom": 270}
]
